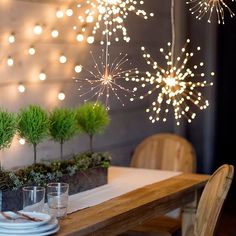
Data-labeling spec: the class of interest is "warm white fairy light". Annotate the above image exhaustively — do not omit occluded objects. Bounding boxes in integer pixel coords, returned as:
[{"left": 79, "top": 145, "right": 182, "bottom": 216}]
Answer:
[
  {"left": 58, "top": 91, "right": 66, "bottom": 101},
  {"left": 33, "top": 24, "right": 43, "bottom": 35},
  {"left": 75, "top": 65, "right": 82, "bottom": 73},
  {"left": 8, "top": 33, "right": 15, "bottom": 44},
  {"left": 187, "top": 0, "right": 235, "bottom": 24},
  {"left": 56, "top": 9, "right": 64, "bottom": 18},
  {"left": 66, "top": 9, "right": 73, "bottom": 17},
  {"left": 129, "top": 39, "right": 214, "bottom": 125},
  {"left": 51, "top": 29, "right": 59, "bottom": 38},
  {"left": 59, "top": 55, "right": 67, "bottom": 64},
  {"left": 73, "top": 0, "right": 154, "bottom": 43},
  {"left": 28, "top": 46, "right": 36, "bottom": 55},
  {"left": 87, "top": 36, "right": 95, "bottom": 44},
  {"left": 19, "top": 138, "right": 26, "bottom": 145},
  {"left": 7, "top": 57, "right": 14, "bottom": 66},
  {"left": 76, "top": 33, "right": 84, "bottom": 42},
  {"left": 76, "top": 49, "right": 139, "bottom": 109},
  {"left": 18, "top": 84, "right": 26, "bottom": 93},
  {"left": 39, "top": 72, "right": 47, "bottom": 81}
]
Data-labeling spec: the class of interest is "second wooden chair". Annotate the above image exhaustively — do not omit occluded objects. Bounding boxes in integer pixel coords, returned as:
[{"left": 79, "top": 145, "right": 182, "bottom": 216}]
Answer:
[{"left": 128, "top": 133, "right": 196, "bottom": 236}]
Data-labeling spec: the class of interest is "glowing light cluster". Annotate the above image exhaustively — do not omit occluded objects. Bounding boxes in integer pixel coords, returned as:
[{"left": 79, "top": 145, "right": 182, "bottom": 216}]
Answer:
[
  {"left": 76, "top": 49, "right": 139, "bottom": 109},
  {"left": 187, "top": 0, "right": 235, "bottom": 24},
  {"left": 128, "top": 39, "right": 214, "bottom": 125},
  {"left": 73, "top": 0, "right": 154, "bottom": 43}
]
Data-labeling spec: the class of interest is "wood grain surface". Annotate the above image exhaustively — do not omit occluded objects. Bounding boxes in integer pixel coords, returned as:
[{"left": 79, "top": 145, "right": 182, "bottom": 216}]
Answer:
[{"left": 57, "top": 172, "right": 209, "bottom": 236}]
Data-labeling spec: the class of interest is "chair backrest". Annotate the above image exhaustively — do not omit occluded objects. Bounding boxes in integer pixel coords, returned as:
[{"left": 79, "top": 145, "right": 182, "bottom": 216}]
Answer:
[
  {"left": 194, "top": 164, "right": 234, "bottom": 236},
  {"left": 131, "top": 133, "right": 196, "bottom": 173}
]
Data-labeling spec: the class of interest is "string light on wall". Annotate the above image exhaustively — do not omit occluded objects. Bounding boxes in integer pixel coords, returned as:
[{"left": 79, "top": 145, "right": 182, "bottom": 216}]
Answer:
[
  {"left": 51, "top": 29, "right": 59, "bottom": 38},
  {"left": 8, "top": 33, "right": 16, "bottom": 44},
  {"left": 58, "top": 91, "right": 66, "bottom": 101},
  {"left": 75, "top": 65, "right": 82, "bottom": 73},
  {"left": 18, "top": 83, "right": 26, "bottom": 93},
  {"left": 7, "top": 56, "right": 14, "bottom": 66},
  {"left": 33, "top": 24, "right": 43, "bottom": 35},
  {"left": 39, "top": 72, "right": 47, "bottom": 81},
  {"left": 59, "top": 54, "right": 67, "bottom": 64},
  {"left": 187, "top": 0, "right": 235, "bottom": 24},
  {"left": 19, "top": 138, "right": 26, "bottom": 145},
  {"left": 72, "top": 0, "right": 154, "bottom": 43},
  {"left": 28, "top": 46, "right": 36, "bottom": 55}
]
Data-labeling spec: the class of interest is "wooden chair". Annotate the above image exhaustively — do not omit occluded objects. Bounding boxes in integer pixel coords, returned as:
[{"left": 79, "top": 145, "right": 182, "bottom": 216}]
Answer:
[
  {"left": 192, "top": 164, "right": 234, "bottom": 236},
  {"left": 127, "top": 133, "right": 196, "bottom": 236}
]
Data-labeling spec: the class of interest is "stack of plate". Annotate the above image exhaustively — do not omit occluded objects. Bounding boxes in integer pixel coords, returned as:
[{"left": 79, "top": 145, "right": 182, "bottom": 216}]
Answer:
[{"left": 0, "top": 211, "right": 59, "bottom": 236}]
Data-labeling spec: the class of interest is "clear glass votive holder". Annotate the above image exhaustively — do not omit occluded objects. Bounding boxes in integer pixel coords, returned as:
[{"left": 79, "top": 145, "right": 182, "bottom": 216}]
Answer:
[
  {"left": 22, "top": 186, "right": 45, "bottom": 212},
  {"left": 47, "top": 182, "right": 69, "bottom": 219}
]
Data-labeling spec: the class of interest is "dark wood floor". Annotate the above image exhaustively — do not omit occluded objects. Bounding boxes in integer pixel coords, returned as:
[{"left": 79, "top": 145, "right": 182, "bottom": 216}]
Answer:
[{"left": 215, "top": 198, "right": 236, "bottom": 236}]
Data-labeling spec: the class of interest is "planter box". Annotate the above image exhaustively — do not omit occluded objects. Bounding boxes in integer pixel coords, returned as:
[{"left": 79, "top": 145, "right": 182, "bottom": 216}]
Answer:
[{"left": 0, "top": 167, "right": 108, "bottom": 211}]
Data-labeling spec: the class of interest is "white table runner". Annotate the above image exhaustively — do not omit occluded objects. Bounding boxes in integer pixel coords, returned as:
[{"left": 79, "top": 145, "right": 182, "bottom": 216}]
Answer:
[{"left": 67, "top": 166, "right": 181, "bottom": 214}]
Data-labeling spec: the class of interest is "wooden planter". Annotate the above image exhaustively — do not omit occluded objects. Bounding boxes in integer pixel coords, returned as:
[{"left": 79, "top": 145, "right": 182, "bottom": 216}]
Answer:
[{"left": 0, "top": 167, "right": 108, "bottom": 211}]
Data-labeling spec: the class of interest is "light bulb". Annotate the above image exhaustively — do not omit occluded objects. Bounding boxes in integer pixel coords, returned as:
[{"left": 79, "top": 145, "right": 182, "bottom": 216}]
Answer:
[
  {"left": 58, "top": 92, "right": 65, "bottom": 101},
  {"left": 56, "top": 9, "right": 64, "bottom": 18},
  {"left": 76, "top": 34, "right": 84, "bottom": 42},
  {"left": 51, "top": 29, "right": 59, "bottom": 38},
  {"left": 66, "top": 9, "right": 73, "bottom": 16},
  {"left": 19, "top": 138, "right": 26, "bottom": 145},
  {"left": 87, "top": 36, "right": 94, "bottom": 44},
  {"left": 39, "top": 72, "right": 46, "bottom": 81},
  {"left": 28, "top": 46, "right": 36, "bottom": 55},
  {"left": 86, "top": 15, "right": 94, "bottom": 23},
  {"left": 8, "top": 33, "right": 15, "bottom": 44},
  {"left": 59, "top": 55, "right": 67, "bottom": 64},
  {"left": 33, "top": 24, "right": 43, "bottom": 35},
  {"left": 7, "top": 57, "right": 14, "bottom": 66},
  {"left": 18, "top": 84, "right": 25, "bottom": 93},
  {"left": 75, "top": 65, "right": 82, "bottom": 73}
]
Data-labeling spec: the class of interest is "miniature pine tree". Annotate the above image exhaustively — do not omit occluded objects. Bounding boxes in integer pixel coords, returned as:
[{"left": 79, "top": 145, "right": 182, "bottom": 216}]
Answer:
[
  {"left": 49, "top": 108, "right": 78, "bottom": 160},
  {"left": 0, "top": 109, "right": 16, "bottom": 169},
  {"left": 76, "top": 102, "right": 110, "bottom": 152},
  {"left": 17, "top": 105, "right": 49, "bottom": 164}
]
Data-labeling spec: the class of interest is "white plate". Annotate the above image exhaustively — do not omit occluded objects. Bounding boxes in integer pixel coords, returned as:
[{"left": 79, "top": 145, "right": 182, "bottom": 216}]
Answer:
[
  {"left": 0, "top": 225, "right": 60, "bottom": 236},
  {"left": 0, "top": 218, "right": 58, "bottom": 234},
  {"left": 0, "top": 212, "right": 51, "bottom": 229}
]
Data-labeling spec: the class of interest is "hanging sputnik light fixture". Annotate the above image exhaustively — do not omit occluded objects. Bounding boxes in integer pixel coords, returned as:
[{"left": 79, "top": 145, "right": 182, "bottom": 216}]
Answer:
[
  {"left": 74, "top": 0, "right": 154, "bottom": 43},
  {"left": 129, "top": 0, "right": 214, "bottom": 125},
  {"left": 187, "top": 0, "right": 235, "bottom": 24},
  {"left": 76, "top": 20, "right": 139, "bottom": 109}
]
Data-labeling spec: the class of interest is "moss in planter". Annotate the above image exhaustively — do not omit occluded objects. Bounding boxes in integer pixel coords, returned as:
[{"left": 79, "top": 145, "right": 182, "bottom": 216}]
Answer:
[{"left": 0, "top": 152, "right": 112, "bottom": 191}]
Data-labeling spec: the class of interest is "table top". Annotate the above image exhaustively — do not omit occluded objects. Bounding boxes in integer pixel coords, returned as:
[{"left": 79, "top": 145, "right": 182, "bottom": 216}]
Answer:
[{"left": 57, "top": 167, "right": 209, "bottom": 236}]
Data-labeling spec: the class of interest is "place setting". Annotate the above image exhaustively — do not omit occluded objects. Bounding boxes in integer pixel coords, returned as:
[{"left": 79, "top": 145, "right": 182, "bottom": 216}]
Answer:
[{"left": 0, "top": 182, "right": 69, "bottom": 236}]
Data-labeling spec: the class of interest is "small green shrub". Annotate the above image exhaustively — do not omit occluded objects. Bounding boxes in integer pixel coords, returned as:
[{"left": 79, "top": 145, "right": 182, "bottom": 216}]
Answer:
[
  {"left": 17, "top": 105, "right": 49, "bottom": 164},
  {"left": 0, "top": 109, "right": 16, "bottom": 169},
  {"left": 49, "top": 108, "right": 78, "bottom": 160},
  {"left": 76, "top": 102, "right": 110, "bottom": 152}
]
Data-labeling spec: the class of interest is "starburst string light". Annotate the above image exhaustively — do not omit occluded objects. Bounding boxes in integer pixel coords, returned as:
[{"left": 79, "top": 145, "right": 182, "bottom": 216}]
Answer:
[
  {"left": 187, "top": 0, "right": 235, "bottom": 24},
  {"left": 128, "top": 39, "right": 214, "bottom": 125},
  {"left": 74, "top": 0, "right": 154, "bottom": 43},
  {"left": 76, "top": 48, "right": 139, "bottom": 109}
]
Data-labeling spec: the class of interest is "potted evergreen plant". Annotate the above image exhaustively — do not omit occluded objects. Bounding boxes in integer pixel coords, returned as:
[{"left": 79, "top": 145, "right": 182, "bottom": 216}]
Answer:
[
  {"left": 17, "top": 105, "right": 49, "bottom": 165},
  {"left": 76, "top": 102, "right": 110, "bottom": 152},
  {"left": 49, "top": 108, "right": 78, "bottom": 160},
  {"left": 0, "top": 109, "right": 16, "bottom": 170}
]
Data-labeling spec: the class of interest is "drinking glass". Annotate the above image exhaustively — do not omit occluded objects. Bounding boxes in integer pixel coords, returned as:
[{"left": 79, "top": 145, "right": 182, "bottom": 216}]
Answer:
[
  {"left": 47, "top": 182, "right": 69, "bottom": 218},
  {"left": 22, "top": 186, "right": 45, "bottom": 212}
]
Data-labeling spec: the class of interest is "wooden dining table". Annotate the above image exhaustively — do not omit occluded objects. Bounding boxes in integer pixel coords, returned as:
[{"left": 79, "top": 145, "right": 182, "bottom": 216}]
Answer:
[{"left": 57, "top": 166, "right": 209, "bottom": 236}]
